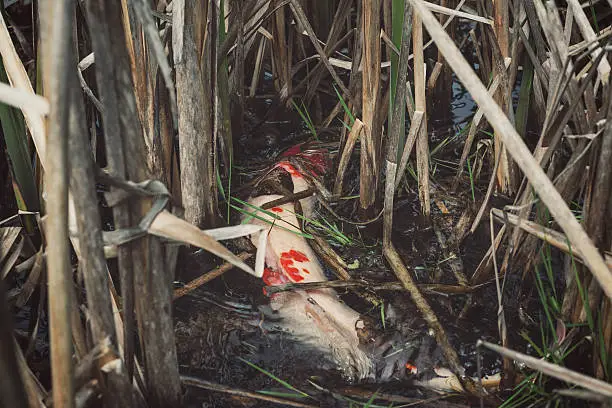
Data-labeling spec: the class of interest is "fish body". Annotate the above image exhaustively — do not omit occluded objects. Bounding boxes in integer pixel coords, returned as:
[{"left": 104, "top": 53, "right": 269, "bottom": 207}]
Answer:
[
  {"left": 243, "top": 149, "right": 374, "bottom": 380},
  {"left": 241, "top": 145, "right": 496, "bottom": 392}
]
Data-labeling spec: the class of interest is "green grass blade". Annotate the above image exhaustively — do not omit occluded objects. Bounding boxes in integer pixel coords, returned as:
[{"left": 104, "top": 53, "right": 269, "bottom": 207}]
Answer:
[
  {"left": 292, "top": 99, "right": 318, "bottom": 140},
  {"left": 0, "top": 56, "right": 39, "bottom": 212},
  {"left": 333, "top": 84, "right": 355, "bottom": 126},
  {"left": 515, "top": 50, "right": 533, "bottom": 138},
  {"left": 230, "top": 197, "right": 314, "bottom": 239},
  {"left": 239, "top": 357, "right": 310, "bottom": 397}
]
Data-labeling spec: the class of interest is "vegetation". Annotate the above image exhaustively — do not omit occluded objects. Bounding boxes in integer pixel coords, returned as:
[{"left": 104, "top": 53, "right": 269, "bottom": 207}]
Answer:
[{"left": 0, "top": 0, "right": 611, "bottom": 406}]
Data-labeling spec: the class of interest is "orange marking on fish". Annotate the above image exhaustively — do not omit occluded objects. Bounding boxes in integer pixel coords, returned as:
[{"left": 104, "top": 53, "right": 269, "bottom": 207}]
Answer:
[
  {"left": 302, "top": 268, "right": 310, "bottom": 274},
  {"left": 271, "top": 207, "right": 283, "bottom": 213}
]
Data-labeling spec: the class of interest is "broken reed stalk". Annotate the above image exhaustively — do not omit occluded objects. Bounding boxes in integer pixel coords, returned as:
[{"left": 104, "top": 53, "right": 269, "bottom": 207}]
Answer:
[
  {"left": 173, "top": 252, "right": 253, "bottom": 300},
  {"left": 173, "top": 0, "right": 217, "bottom": 228},
  {"left": 86, "top": 0, "right": 182, "bottom": 404},
  {"left": 333, "top": 118, "right": 363, "bottom": 197},
  {"left": 67, "top": 42, "right": 132, "bottom": 404},
  {"left": 216, "top": 0, "right": 234, "bottom": 177},
  {"left": 301, "top": 0, "right": 353, "bottom": 105},
  {"left": 491, "top": 208, "right": 612, "bottom": 270},
  {"left": 360, "top": 0, "right": 381, "bottom": 213},
  {"left": 288, "top": 0, "right": 352, "bottom": 100},
  {"left": 40, "top": 0, "right": 75, "bottom": 406},
  {"left": 407, "top": 0, "right": 612, "bottom": 300},
  {"left": 122, "top": 45, "right": 183, "bottom": 408},
  {"left": 585, "top": 83, "right": 612, "bottom": 252},
  {"left": 273, "top": 2, "right": 291, "bottom": 100},
  {"left": 85, "top": 0, "right": 137, "bottom": 381},
  {"left": 264, "top": 279, "right": 486, "bottom": 295},
  {"left": 492, "top": 0, "right": 514, "bottom": 193},
  {"left": 412, "top": 4, "right": 430, "bottom": 216},
  {"left": 382, "top": 0, "right": 473, "bottom": 393},
  {"left": 479, "top": 341, "right": 612, "bottom": 397}
]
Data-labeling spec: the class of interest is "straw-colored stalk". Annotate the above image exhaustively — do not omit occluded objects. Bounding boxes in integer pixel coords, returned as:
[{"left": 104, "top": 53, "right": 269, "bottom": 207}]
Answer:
[
  {"left": 86, "top": 0, "right": 138, "bottom": 381},
  {"left": 273, "top": 2, "right": 291, "bottom": 100},
  {"left": 360, "top": 0, "right": 381, "bottom": 212},
  {"left": 40, "top": 0, "right": 75, "bottom": 406},
  {"left": 492, "top": 0, "right": 516, "bottom": 194},
  {"left": 174, "top": 0, "right": 217, "bottom": 228},
  {"left": 412, "top": 9, "right": 430, "bottom": 215}
]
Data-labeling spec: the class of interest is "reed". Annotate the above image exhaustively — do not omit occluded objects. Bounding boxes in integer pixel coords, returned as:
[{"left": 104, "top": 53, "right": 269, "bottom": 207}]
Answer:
[{"left": 1, "top": 0, "right": 612, "bottom": 405}]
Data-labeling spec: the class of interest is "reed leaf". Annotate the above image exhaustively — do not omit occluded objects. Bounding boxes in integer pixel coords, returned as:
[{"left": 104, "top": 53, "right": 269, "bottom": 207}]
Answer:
[{"left": 0, "top": 58, "right": 38, "bottom": 212}]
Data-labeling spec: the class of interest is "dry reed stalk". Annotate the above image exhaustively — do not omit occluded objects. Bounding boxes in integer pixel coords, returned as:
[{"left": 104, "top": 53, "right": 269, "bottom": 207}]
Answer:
[
  {"left": 584, "top": 65, "right": 612, "bottom": 251},
  {"left": 124, "top": 0, "right": 177, "bottom": 190},
  {"left": 265, "top": 279, "right": 487, "bottom": 295},
  {"left": 597, "top": 297, "right": 612, "bottom": 378},
  {"left": 360, "top": 0, "right": 381, "bottom": 213},
  {"left": 272, "top": 0, "right": 291, "bottom": 100},
  {"left": 173, "top": 252, "right": 253, "bottom": 300},
  {"left": 126, "top": 0, "right": 171, "bottom": 180},
  {"left": 333, "top": 119, "right": 363, "bottom": 197},
  {"left": 395, "top": 110, "right": 423, "bottom": 191},
  {"left": 173, "top": 0, "right": 217, "bottom": 228},
  {"left": 85, "top": 0, "right": 138, "bottom": 382},
  {"left": 407, "top": 0, "right": 612, "bottom": 300},
  {"left": 68, "top": 45, "right": 133, "bottom": 404},
  {"left": 40, "top": 1, "right": 75, "bottom": 406},
  {"left": 14, "top": 335, "right": 47, "bottom": 407},
  {"left": 412, "top": 10, "right": 430, "bottom": 215},
  {"left": 216, "top": 0, "right": 234, "bottom": 176},
  {"left": 584, "top": 77, "right": 612, "bottom": 371},
  {"left": 492, "top": 0, "right": 516, "bottom": 193},
  {"left": 301, "top": 0, "right": 353, "bottom": 104},
  {"left": 308, "top": 235, "right": 352, "bottom": 280},
  {"left": 288, "top": 0, "right": 352, "bottom": 99},
  {"left": 479, "top": 341, "right": 612, "bottom": 397},
  {"left": 86, "top": 0, "right": 183, "bottom": 403},
  {"left": 566, "top": 0, "right": 610, "bottom": 84}
]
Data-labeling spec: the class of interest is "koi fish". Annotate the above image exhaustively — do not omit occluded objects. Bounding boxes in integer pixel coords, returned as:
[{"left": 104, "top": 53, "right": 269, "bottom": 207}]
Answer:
[
  {"left": 242, "top": 144, "right": 374, "bottom": 379},
  {"left": 242, "top": 143, "right": 501, "bottom": 392}
]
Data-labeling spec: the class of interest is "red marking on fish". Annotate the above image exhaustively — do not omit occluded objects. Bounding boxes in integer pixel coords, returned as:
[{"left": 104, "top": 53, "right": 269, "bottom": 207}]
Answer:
[
  {"left": 262, "top": 267, "right": 290, "bottom": 295},
  {"left": 302, "top": 268, "right": 310, "bottom": 274},
  {"left": 271, "top": 207, "right": 283, "bottom": 213},
  {"left": 287, "top": 250, "right": 309, "bottom": 262},
  {"left": 279, "top": 250, "right": 310, "bottom": 282},
  {"left": 276, "top": 161, "right": 302, "bottom": 178},
  {"left": 405, "top": 362, "right": 418, "bottom": 375},
  {"left": 302, "top": 151, "right": 329, "bottom": 176},
  {"left": 280, "top": 144, "right": 304, "bottom": 157}
]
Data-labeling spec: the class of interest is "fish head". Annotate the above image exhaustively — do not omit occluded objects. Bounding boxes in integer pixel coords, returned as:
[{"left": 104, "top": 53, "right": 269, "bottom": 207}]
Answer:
[
  {"left": 261, "top": 289, "right": 375, "bottom": 381},
  {"left": 279, "top": 143, "right": 331, "bottom": 178}
]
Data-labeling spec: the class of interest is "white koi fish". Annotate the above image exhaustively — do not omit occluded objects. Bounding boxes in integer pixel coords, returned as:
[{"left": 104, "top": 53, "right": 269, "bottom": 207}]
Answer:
[{"left": 242, "top": 144, "right": 501, "bottom": 392}]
